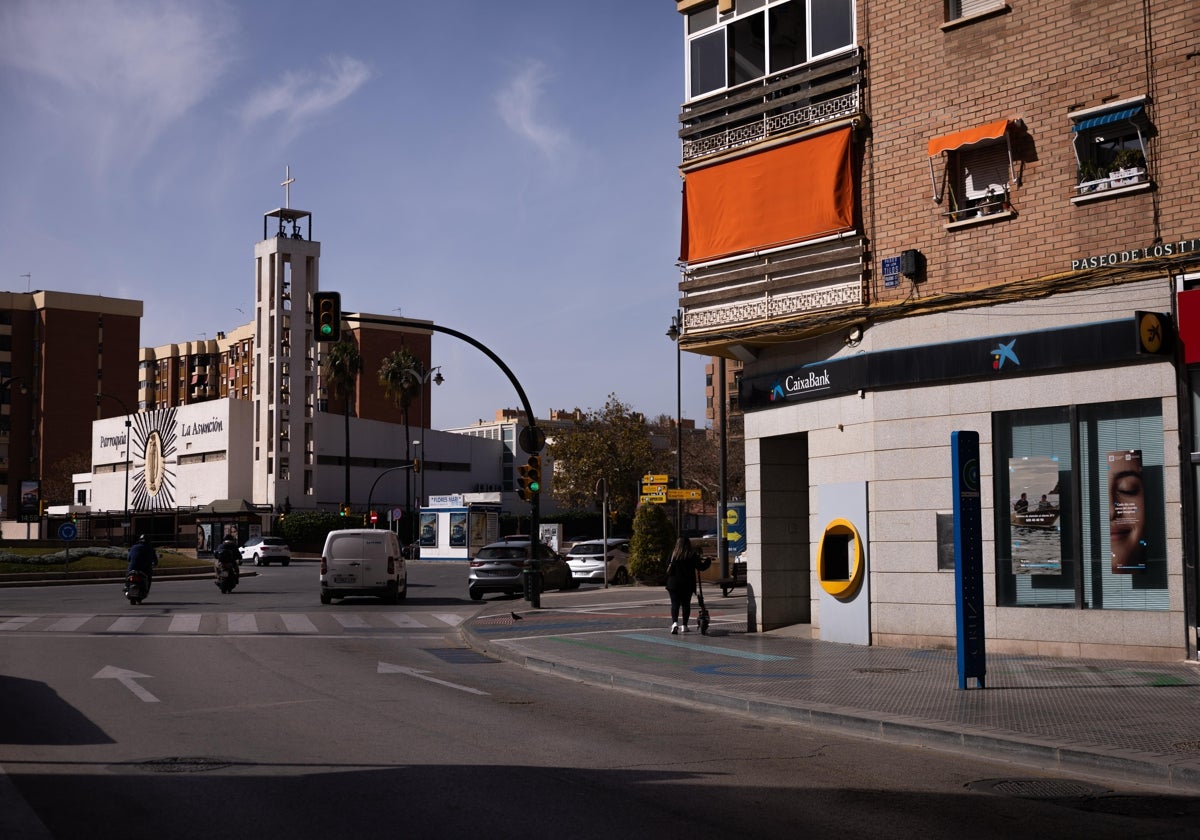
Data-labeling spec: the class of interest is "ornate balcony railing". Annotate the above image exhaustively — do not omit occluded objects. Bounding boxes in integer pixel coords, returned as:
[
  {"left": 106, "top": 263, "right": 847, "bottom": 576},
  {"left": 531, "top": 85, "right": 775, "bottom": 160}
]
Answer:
[{"left": 679, "top": 48, "right": 864, "bottom": 163}]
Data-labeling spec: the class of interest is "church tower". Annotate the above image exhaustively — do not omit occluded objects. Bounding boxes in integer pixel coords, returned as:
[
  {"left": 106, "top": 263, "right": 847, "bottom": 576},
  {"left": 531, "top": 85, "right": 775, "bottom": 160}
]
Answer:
[{"left": 252, "top": 168, "right": 319, "bottom": 509}]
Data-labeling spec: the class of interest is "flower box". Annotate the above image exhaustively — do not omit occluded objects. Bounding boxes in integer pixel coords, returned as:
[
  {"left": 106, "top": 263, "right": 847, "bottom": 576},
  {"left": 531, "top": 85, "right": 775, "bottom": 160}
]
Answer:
[
  {"left": 1077, "top": 178, "right": 1109, "bottom": 195},
  {"left": 1109, "top": 167, "right": 1145, "bottom": 187}
]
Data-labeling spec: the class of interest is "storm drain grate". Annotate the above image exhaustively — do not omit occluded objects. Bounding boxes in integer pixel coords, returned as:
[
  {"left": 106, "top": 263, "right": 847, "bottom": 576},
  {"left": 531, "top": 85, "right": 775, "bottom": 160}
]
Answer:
[
  {"left": 1172, "top": 740, "right": 1200, "bottom": 752},
  {"left": 968, "top": 778, "right": 1111, "bottom": 800},
  {"left": 131, "top": 756, "right": 235, "bottom": 774}
]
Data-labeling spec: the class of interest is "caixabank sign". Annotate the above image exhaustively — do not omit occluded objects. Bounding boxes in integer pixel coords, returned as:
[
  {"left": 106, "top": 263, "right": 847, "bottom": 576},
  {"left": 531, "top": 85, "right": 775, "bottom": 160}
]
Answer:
[{"left": 741, "top": 314, "right": 1172, "bottom": 411}]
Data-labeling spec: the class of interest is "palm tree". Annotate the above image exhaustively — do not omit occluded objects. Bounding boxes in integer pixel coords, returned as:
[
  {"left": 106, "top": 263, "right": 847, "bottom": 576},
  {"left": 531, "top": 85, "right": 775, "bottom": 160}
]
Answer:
[
  {"left": 379, "top": 348, "right": 425, "bottom": 540},
  {"left": 321, "top": 338, "right": 362, "bottom": 508}
]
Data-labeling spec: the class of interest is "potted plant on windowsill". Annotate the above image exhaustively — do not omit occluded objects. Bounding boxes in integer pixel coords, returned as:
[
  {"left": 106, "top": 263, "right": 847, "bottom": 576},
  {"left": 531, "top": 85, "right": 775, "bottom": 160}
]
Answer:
[
  {"left": 1108, "top": 149, "right": 1146, "bottom": 187},
  {"left": 977, "top": 187, "right": 1005, "bottom": 215},
  {"left": 1076, "top": 161, "right": 1108, "bottom": 194}
]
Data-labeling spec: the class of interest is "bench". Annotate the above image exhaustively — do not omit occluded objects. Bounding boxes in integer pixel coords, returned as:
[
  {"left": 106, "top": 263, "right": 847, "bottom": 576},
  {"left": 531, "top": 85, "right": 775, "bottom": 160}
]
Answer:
[{"left": 715, "top": 560, "right": 747, "bottom": 597}]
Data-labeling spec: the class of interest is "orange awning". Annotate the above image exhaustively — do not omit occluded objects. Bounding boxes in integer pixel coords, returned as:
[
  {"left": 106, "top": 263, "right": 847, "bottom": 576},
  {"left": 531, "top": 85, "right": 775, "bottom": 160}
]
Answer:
[
  {"left": 927, "top": 118, "right": 1011, "bottom": 157},
  {"left": 680, "top": 127, "right": 854, "bottom": 264}
]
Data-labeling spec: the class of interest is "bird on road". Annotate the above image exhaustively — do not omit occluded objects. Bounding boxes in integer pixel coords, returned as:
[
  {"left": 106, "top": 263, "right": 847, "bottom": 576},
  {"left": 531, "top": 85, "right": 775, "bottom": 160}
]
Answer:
[{"left": 511, "top": 612, "right": 523, "bottom": 621}]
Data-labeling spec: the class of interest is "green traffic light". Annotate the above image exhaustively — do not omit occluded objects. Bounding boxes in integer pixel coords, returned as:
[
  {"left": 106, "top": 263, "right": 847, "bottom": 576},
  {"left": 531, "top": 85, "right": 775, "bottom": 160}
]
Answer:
[
  {"left": 529, "top": 481, "right": 540, "bottom": 493},
  {"left": 320, "top": 323, "right": 333, "bottom": 336}
]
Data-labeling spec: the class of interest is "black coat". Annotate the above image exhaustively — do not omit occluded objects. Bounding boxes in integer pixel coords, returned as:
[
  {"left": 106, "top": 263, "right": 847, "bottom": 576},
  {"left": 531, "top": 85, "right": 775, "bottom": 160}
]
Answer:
[{"left": 665, "top": 550, "right": 710, "bottom": 594}]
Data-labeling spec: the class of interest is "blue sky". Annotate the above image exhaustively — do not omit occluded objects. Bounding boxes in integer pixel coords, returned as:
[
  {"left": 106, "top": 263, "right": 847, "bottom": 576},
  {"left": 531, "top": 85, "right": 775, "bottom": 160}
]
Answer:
[{"left": 0, "top": 0, "right": 707, "bottom": 430}]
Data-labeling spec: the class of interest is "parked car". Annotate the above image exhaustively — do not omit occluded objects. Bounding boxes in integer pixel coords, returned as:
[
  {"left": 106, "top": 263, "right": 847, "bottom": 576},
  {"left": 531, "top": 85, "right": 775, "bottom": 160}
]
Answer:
[
  {"left": 567, "top": 538, "right": 631, "bottom": 585},
  {"left": 320, "top": 528, "right": 407, "bottom": 604},
  {"left": 468, "top": 537, "right": 578, "bottom": 601},
  {"left": 239, "top": 536, "right": 291, "bottom": 566}
]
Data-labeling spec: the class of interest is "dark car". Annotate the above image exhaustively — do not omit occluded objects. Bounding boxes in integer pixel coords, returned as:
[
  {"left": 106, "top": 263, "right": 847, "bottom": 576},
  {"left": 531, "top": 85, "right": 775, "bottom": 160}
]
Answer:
[{"left": 468, "top": 537, "right": 578, "bottom": 601}]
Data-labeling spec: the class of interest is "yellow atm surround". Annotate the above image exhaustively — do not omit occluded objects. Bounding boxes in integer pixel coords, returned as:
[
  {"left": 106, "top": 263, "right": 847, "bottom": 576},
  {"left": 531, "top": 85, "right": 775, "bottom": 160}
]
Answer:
[{"left": 817, "top": 518, "right": 864, "bottom": 600}]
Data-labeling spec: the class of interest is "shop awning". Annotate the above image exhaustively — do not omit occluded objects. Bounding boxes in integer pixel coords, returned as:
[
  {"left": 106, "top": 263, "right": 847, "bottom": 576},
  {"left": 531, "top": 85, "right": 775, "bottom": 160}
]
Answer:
[
  {"left": 927, "top": 118, "right": 1012, "bottom": 157},
  {"left": 1072, "top": 105, "right": 1143, "bottom": 133}
]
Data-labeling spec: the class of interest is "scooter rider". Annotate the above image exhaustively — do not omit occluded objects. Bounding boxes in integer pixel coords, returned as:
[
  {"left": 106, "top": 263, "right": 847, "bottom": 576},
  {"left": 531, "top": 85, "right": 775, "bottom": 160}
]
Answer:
[
  {"left": 214, "top": 534, "right": 241, "bottom": 586},
  {"left": 126, "top": 534, "right": 158, "bottom": 595}
]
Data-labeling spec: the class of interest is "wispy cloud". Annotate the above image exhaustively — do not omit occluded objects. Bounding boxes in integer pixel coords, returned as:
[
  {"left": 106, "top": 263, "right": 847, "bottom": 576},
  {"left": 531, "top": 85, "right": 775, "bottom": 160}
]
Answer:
[
  {"left": 494, "top": 59, "right": 572, "bottom": 161},
  {"left": 240, "top": 55, "right": 371, "bottom": 138},
  {"left": 0, "top": 0, "right": 237, "bottom": 176}
]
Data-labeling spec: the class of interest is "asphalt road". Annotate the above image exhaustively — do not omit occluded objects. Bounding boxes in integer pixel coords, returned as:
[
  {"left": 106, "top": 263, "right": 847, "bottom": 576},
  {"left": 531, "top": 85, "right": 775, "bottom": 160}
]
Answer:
[{"left": 2, "top": 563, "right": 1198, "bottom": 839}]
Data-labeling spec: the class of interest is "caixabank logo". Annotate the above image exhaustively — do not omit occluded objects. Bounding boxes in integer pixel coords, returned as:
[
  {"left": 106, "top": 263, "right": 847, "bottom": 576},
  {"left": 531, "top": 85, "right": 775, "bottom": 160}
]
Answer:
[
  {"left": 990, "top": 339, "right": 1020, "bottom": 370},
  {"left": 770, "top": 369, "right": 831, "bottom": 401}
]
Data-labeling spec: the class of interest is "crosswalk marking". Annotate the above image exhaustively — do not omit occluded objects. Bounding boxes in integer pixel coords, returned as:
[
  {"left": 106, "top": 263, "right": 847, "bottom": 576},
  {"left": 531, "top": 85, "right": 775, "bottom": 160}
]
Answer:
[
  {"left": 281, "top": 614, "right": 318, "bottom": 633},
  {"left": 0, "top": 611, "right": 468, "bottom": 636},
  {"left": 386, "top": 614, "right": 423, "bottom": 628},
  {"left": 0, "top": 616, "right": 38, "bottom": 631},
  {"left": 107, "top": 616, "right": 147, "bottom": 633},
  {"left": 227, "top": 613, "right": 258, "bottom": 633},
  {"left": 333, "top": 614, "right": 370, "bottom": 629}
]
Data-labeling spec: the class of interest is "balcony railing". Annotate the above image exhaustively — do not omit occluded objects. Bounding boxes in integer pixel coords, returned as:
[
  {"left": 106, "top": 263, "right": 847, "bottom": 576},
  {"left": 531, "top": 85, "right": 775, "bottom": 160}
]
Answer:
[{"left": 679, "top": 48, "right": 863, "bottom": 163}]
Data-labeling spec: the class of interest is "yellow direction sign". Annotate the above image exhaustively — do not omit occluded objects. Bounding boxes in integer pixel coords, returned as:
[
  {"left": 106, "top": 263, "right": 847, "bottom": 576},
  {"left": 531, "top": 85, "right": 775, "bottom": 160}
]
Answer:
[
  {"left": 640, "top": 494, "right": 667, "bottom": 504},
  {"left": 667, "top": 488, "right": 702, "bottom": 501},
  {"left": 642, "top": 474, "right": 669, "bottom": 485}
]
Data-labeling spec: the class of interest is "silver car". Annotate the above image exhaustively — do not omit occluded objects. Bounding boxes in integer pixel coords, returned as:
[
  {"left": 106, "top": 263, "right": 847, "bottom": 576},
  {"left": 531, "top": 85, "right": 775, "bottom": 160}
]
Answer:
[
  {"left": 567, "top": 539, "right": 631, "bottom": 585},
  {"left": 468, "top": 538, "right": 578, "bottom": 601},
  {"left": 239, "top": 536, "right": 291, "bottom": 566}
]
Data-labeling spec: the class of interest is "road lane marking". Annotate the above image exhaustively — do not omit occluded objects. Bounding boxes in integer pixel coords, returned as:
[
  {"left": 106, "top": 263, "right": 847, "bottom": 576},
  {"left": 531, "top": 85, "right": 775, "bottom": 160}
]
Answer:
[
  {"left": 333, "top": 614, "right": 369, "bottom": 629},
  {"left": 94, "top": 666, "right": 159, "bottom": 703},
  {"left": 385, "top": 614, "right": 423, "bottom": 628},
  {"left": 46, "top": 616, "right": 91, "bottom": 632},
  {"left": 281, "top": 613, "right": 318, "bottom": 633},
  {"left": 107, "top": 616, "right": 147, "bottom": 633},
  {"left": 432, "top": 613, "right": 464, "bottom": 627},
  {"left": 169, "top": 614, "right": 202, "bottom": 632},
  {"left": 377, "top": 661, "right": 489, "bottom": 695},
  {"left": 227, "top": 613, "right": 258, "bottom": 633},
  {"left": 0, "top": 616, "right": 38, "bottom": 630}
]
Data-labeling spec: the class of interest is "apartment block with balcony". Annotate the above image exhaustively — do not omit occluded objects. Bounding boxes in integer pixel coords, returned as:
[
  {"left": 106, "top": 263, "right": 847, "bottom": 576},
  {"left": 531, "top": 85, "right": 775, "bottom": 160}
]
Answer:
[{"left": 672, "top": 0, "right": 1200, "bottom": 661}]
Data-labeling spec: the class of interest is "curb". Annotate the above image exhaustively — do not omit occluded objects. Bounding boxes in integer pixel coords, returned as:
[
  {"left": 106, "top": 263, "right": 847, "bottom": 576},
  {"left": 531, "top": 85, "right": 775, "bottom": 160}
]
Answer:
[{"left": 460, "top": 614, "right": 1200, "bottom": 794}]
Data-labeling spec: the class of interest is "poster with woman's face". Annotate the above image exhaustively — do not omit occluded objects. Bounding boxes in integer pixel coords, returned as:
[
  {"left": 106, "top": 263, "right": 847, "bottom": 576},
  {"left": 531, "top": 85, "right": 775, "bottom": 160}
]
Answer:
[
  {"left": 1108, "top": 450, "right": 1147, "bottom": 574},
  {"left": 419, "top": 512, "right": 437, "bottom": 547}
]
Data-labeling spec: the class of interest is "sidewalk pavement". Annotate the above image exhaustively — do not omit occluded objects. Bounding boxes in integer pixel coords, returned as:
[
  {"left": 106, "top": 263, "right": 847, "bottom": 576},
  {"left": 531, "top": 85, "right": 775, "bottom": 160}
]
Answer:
[{"left": 461, "top": 582, "right": 1200, "bottom": 794}]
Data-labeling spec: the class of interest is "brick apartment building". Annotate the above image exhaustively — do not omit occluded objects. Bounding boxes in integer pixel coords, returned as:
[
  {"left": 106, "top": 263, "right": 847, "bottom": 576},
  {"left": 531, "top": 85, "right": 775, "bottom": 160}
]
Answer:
[
  {"left": 0, "top": 290, "right": 140, "bottom": 520},
  {"left": 672, "top": 1, "right": 1200, "bottom": 660}
]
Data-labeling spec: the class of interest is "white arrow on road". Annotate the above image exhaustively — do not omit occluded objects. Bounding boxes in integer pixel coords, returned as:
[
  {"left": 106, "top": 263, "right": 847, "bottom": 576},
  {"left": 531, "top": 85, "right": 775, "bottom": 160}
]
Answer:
[
  {"left": 94, "top": 666, "right": 160, "bottom": 703},
  {"left": 377, "top": 662, "right": 489, "bottom": 695}
]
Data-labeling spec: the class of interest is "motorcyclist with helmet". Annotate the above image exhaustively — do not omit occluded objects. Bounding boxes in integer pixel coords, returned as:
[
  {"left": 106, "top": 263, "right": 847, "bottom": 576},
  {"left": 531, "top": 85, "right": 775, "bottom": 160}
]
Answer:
[
  {"left": 214, "top": 533, "right": 241, "bottom": 591},
  {"left": 125, "top": 534, "right": 158, "bottom": 595}
]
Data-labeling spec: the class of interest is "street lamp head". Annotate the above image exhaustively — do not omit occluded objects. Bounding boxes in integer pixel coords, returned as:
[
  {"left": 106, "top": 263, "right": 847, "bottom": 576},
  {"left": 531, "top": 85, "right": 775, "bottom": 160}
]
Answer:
[
  {"left": 433, "top": 370, "right": 444, "bottom": 386},
  {"left": 666, "top": 322, "right": 680, "bottom": 342}
]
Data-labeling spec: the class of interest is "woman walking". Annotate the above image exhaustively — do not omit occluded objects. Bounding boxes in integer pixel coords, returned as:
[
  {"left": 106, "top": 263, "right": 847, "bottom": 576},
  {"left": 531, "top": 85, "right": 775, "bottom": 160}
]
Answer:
[{"left": 665, "top": 537, "right": 711, "bottom": 634}]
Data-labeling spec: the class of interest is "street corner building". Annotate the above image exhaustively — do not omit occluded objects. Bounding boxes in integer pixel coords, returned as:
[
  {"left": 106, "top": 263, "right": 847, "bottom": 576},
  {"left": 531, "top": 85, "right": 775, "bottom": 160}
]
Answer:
[{"left": 670, "top": 0, "right": 1200, "bottom": 661}]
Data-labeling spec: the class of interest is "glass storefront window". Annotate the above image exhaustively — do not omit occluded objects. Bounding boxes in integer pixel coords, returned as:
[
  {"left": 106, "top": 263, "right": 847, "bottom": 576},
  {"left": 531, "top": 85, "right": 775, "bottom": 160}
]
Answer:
[{"left": 994, "top": 399, "right": 1167, "bottom": 611}]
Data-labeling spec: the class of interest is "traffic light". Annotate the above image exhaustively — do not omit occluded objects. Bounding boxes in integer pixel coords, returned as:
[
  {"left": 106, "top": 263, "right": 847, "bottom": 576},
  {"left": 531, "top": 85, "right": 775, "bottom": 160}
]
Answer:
[
  {"left": 339, "top": 503, "right": 348, "bottom": 518},
  {"left": 527, "top": 456, "right": 541, "bottom": 496},
  {"left": 516, "top": 461, "right": 533, "bottom": 502},
  {"left": 313, "top": 291, "right": 341, "bottom": 343}
]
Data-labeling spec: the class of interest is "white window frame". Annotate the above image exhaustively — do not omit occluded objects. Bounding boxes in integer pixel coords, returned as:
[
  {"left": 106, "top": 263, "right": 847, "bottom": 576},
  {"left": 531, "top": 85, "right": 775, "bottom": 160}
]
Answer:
[
  {"left": 684, "top": 0, "right": 857, "bottom": 101},
  {"left": 1069, "top": 96, "right": 1151, "bottom": 203},
  {"left": 945, "top": 0, "right": 1008, "bottom": 25}
]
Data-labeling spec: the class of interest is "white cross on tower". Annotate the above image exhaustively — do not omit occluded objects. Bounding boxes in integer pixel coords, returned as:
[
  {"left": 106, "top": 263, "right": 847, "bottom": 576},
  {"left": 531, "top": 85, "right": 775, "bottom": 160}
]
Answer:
[{"left": 281, "top": 165, "right": 296, "bottom": 208}]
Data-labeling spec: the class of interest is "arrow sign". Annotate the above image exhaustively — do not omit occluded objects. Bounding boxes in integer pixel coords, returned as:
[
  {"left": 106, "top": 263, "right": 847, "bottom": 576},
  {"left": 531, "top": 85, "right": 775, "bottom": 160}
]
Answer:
[
  {"left": 94, "top": 666, "right": 159, "bottom": 703},
  {"left": 378, "top": 662, "right": 489, "bottom": 695},
  {"left": 667, "top": 489, "right": 702, "bottom": 500},
  {"left": 725, "top": 530, "right": 743, "bottom": 542},
  {"left": 642, "top": 474, "right": 668, "bottom": 485},
  {"left": 640, "top": 495, "right": 667, "bottom": 504}
]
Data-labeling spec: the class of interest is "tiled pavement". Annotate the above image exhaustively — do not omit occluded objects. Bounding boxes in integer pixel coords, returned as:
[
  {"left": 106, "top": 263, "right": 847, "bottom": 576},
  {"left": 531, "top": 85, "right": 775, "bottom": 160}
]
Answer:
[{"left": 462, "top": 584, "right": 1200, "bottom": 794}]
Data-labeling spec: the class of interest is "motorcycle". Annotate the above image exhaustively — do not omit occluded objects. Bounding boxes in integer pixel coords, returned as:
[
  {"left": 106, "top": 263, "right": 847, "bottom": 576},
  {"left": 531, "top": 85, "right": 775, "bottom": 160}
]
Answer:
[
  {"left": 124, "top": 569, "right": 149, "bottom": 605},
  {"left": 215, "top": 556, "right": 239, "bottom": 594}
]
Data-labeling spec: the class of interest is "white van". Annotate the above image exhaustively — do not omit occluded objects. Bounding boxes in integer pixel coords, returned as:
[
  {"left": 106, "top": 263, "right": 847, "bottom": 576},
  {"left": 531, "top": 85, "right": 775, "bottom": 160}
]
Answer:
[{"left": 319, "top": 528, "right": 407, "bottom": 604}]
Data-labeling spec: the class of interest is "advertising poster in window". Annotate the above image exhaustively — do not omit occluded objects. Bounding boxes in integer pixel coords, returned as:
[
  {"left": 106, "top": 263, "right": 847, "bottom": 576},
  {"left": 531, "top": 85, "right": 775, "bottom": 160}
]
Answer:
[
  {"left": 196, "top": 523, "right": 213, "bottom": 556},
  {"left": 1108, "top": 449, "right": 1147, "bottom": 573},
  {"left": 19, "top": 479, "right": 39, "bottom": 522},
  {"left": 450, "top": 512, "right": 468, "bottom": 548},
  {"left": 419, "top": 512, "right": 437, "bottom": 547},
  {"left": 469, "top": 510, "right": 488, "bottom": 545},
  {"left": 1009, "top": 457, "right": 1061, "bottom": 574}
]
